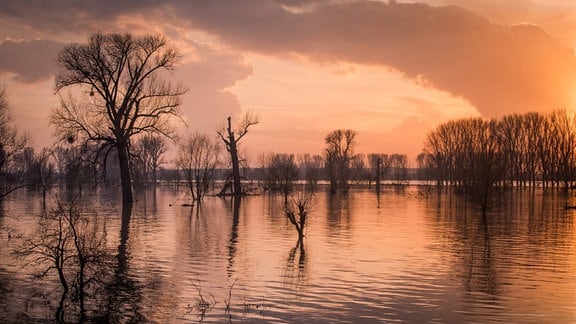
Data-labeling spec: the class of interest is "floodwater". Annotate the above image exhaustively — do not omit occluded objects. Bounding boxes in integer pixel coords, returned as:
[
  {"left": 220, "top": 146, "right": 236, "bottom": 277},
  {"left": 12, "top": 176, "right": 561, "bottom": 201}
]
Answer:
[{"left": 1, "top": 185, "right": 576, "bottom": 323}]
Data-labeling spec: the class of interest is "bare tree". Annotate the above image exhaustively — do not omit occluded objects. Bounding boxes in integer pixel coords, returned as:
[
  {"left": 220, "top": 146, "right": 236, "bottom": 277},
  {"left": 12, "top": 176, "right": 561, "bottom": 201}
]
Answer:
[
  {"left": 389, "top": 154, "right": 408, "bottom": 183},
  {"left": 285, "top": 192, "right": 311, "bottom": 242},
  {"left": 0, "top": 84, "right": 29, "bottom": 199},
  {"left": 133, "top": 134, "right": 167, "bottom": 185},
  {"left": 297, "top": 153, "right": 323, "bottom": 192},
  {"left": 217, "top": 113, "right": 258, "bottom": 197},
  {"left": 20, "top": 147, "right": 55, "bottom": 202},
  {"left": 548, "top": 109, "right": 576, "bottom": 188},
  {"left": 264, "top": 153, "right": 299, "bottom": 202},
  {"left": 177, "top": 132, "right": 222, "bottom": 203},
  {"left": 324, "top": 129, "right": 357, "bottom": 193},
  {"left": 368, "top": 153, "right": 390, "bottom": 190},
  {"left": 51, "top": 32, "right": 186, "bottom": 205},
  {"left": 14, "top": 200, "right": 112, "bottom": 322}
]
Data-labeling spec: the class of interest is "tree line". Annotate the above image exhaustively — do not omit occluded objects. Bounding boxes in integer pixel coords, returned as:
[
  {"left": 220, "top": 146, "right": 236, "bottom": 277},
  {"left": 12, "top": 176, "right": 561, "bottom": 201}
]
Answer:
[{"left": 420, "top": 110, "right": 576, "bottom": 188}]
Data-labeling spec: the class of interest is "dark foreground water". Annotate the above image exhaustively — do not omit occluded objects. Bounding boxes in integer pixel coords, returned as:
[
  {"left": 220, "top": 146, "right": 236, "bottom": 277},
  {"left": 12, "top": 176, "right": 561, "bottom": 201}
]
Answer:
[{"left": 1, "top": 185, "right": 576, "bottom": 323}]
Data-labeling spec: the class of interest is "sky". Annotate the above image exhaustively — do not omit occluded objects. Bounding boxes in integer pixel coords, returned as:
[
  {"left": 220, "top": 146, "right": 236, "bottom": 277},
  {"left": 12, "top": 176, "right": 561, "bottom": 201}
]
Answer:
[{"left": 2, "top": 0, "right": 576, "bottom": 164}]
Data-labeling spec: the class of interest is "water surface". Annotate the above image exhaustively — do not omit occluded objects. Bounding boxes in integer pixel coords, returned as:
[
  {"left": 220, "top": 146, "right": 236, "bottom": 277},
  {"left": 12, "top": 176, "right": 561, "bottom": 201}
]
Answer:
[{"left": 1, "top": 186, "right": 575, "bottom": 323}]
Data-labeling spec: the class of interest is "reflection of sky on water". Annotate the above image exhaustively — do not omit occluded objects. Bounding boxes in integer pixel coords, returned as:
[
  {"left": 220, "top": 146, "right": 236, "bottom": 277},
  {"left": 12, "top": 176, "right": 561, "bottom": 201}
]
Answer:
[{"left": 1, "top": 186, "right": 576, "bottom": 322}]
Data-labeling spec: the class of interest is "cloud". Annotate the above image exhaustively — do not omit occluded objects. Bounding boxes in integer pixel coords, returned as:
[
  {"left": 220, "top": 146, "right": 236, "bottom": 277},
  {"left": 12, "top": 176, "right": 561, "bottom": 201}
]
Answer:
[
  {"left": 0, "top": 39, "right": 63, "bottom": 83},
  {"left": 2, "top": 0, "right": 575, "bottom": 118},
  {"left": 171, "top": 0, "right": 576, "bottom": 117},
  {"left": 175, "top": 41, "right": 253, "bottom": 134}
]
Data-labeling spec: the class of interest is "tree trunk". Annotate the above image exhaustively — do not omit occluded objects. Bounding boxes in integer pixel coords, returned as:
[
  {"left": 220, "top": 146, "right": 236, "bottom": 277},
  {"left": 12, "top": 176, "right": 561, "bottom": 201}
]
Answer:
[
  {"left": 227, "top": 117, "right": 242, "bottom": 197},
  {"left": 117, "top": 141, "right": 133, "bottom": 205}
]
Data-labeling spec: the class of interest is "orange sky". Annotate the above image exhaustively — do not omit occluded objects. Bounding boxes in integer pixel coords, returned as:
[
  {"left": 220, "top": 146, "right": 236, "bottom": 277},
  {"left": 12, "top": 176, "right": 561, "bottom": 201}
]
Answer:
[{"left": 2, "top": 0, "right": 576, "bottom": 164}]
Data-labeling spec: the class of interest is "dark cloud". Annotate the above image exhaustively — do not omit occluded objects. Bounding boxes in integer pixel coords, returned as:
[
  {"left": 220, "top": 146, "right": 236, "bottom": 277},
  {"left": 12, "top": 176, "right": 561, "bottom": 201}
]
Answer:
[
  {"left": 2, "top": 0, "right": 575, "bottom": 116},
  {"left": 172, "top": 0, "right": 576, "bottom": 117},
  {"left": 0, "top": 39, "right": 63, "bottom": 83},
  {"left": 0, "top": 0, "right": 161, "bottom": 33}
]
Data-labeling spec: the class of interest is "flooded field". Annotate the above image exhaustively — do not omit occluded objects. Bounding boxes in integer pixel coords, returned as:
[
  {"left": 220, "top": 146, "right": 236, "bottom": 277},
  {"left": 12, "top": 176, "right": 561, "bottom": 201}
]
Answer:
[{"left": 1, "top": 185, "right": 576, "bottom": 323}]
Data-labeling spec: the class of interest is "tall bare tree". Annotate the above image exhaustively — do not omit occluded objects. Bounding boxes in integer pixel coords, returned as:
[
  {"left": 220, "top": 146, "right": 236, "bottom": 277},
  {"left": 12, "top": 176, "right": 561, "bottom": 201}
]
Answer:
[
  {"left": 177, "top": 132, "right": 222, "bottom": 202},
  {"left": 217, "top": 113, "right": 258, "bottom": 197},
  {"left": 324, "top": 129, "right": 357, "bottom": 193},
  {"left": 51, "top": 32, "right": 185, "bottom": 205}
]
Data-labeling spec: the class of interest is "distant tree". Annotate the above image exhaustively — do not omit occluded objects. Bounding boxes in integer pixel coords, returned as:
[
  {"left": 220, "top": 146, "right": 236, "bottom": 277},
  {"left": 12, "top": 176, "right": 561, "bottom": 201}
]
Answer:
[
  {"left": 368, "top": 153, "right": 390, "bottom": 190},
  {"left": 350, "top": 153, "right": 368, "bottom": 181},
  {"left": 324, "top": 129, "right": 357, "bottom": 193},
  {"left": 21, "top": 147, "right": 55, "bottom": 202},
  {"left": 264, "top": 153, "right": 298, "bottom": 202},
  {"left": 547, "top": 109, "right": 576, "bottom": 188},
  {"left": 415, "top": 152, "right": 434, "bottom": 182},
  {"left": 177, "top": 132, "right": 221, "bottom": 202},
  {"left": 424, "top": 117, "right": 505, "bottom": 215},
  {"left": 51, "top": 141, "right": 101, "bottom": 197},
  {"left": 389, "top": 154, "right": 408, "bottom": 182},
  {"left": 217, "top": 113, "right": 258, "bottom": 197},
  {"left": 0, "top": 84, "right": 29, "bottom": 199},
  {"left": 133, "top": 134, "right": 167, "bottom": 184},
  {"left": 51, "top": 32, "right": 185, "bottom": 205},
  {"left": 459, "top": 119, "right": 505, "bottom": 215},
  {"left": 297, "top": 153, "right": 323, "bottom": 192}
]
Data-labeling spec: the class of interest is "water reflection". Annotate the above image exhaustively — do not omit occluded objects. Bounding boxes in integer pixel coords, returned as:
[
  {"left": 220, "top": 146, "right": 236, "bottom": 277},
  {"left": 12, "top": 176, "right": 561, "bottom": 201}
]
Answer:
[
  {"left": 104, "top": 202, "right": 145, "bottom": 323},
  {"left": 327, "top": 192, "right": 353, "bottom": 237},
  {"left": 284, "top": 239, "right": 308, "bottom": 290},
  {"left": 3, "top": 187, "right": 576, "bottom": 322},
  {"left": 227, "top": 197, "right": 240, "bottom": 278}
]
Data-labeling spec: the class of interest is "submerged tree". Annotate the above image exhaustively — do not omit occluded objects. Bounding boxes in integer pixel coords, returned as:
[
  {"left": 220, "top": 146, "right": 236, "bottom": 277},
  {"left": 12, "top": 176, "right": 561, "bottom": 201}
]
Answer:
[
  {"left": 51, "top": 32, "right": 185, "bottom": 205},
  {"left": 177, "top": 132, "right": 222, "bottom": 202},
  {"left": 285, "top": 192, "right": 311, "bottom": 242},
  {"left": 217, "top": 113, "right": 258, "bottom": 197},
  {"left": 132, "top": 134, "right": 167, "bottom": 185},
  {"left": 324, "top": 129, "right": 357, "bottom": 193},
  {"left": 21, "top": 147, "right": 55, "bottom": 202},
  {"left": 14, "top": 200, "right": 112, "bottom": 322},
  {"left": 263, "top": 153, "right": 299, "bottom": 202},
  {"left": 368, "top": 153, "right": 390, "bottom": 191},
  {"left": 297, "top": 154, "right": 323, "bottom": 192},
  {"left": 0, "top": 84, "right": 29, "bottom": 199}
]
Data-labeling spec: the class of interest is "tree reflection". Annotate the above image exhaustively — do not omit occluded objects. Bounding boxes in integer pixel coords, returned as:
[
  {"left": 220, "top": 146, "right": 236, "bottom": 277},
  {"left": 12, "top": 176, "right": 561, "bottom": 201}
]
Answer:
[
  {"left": 284, "top": 239, "right": 308, "bottom": 290},
  {"left": 327, "top": 191, "right": 353, "bottom": 237},
  {"left": 463, "top": 214, "right": 498, "bottom": 297},
  {"left": 227, "top": 197, "right": 241, "bottom": 277},
  {"left": 103, "top": 202, "right": 145, "bottom": 323}
]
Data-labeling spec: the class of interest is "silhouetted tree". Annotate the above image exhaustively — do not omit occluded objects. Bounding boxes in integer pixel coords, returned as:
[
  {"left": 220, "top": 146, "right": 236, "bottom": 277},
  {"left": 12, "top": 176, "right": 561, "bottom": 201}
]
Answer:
[
  {"left": 297, "top": 153, "right": 323, "bottom": 192},
  {"left": 264, "top": 153, "right": 298, "bottom": 202},
  {"left": 14, "top": 200, "right": 112, "bottom": 322},
  {"left": 368, "top": 153, "right": 390, "bottom": 190},
  {"left": 177, "top": 132, "right": 221, "bottom": 202},
  {"left": 21, "top": 147, "right": 55, "bottom": 202},
  {"left": 217, "top": 113, "right": 258, "bottom": 197},
  {"left": 324, "top": 129, "right": 357, "bottom": 193},
  {"left": 52, "top": 32, "right": 185, "bottom": 205},
  {"left": 285, "top": 192, "right": 311, "bottom": 242},
  {"left": 548, "top": 109, "right": 576, "bottom": 188},
  {"left": 0, "top": 84, "right": 29, "bottom": 199},
  {"left": 132, "top": 134, "right": 167, "bottom": 185},
  {"left": 389, "top": 154, "right": 408, "bottom": 183}
]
